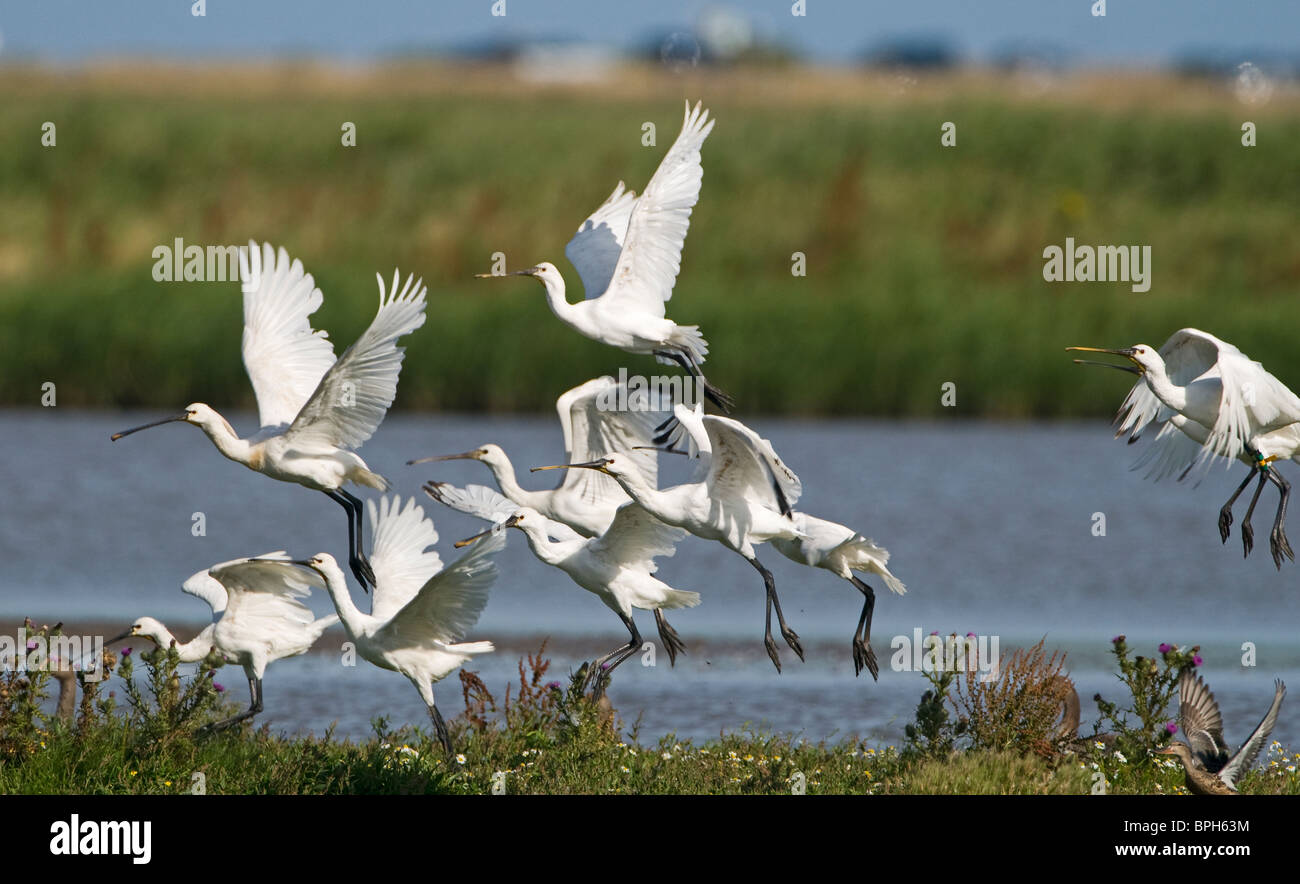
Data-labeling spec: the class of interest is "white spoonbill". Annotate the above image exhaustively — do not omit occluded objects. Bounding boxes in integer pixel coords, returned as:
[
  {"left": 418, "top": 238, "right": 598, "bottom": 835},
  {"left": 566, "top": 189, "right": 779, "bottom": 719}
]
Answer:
[
  {"left": 770, "top": 514, "right": 907, "bottom": 681},
  {"left": 112, "top": 241, "right": 428, "bottom": 590},
  {"left": 408, "top": 375, "right": 665, "bottom": 537},
  {"left": 535, "top": 403, "right": 806, "bottom": 673},
  {"left": 109, "top": 553, "right": 339, "bottom": 731},
  {"left": 476, "top": 102, "right": 732, "bottom": 411},
  {"left": 294, "top": 496, "right": 504, "bottom": 754},
  {"left": 1070, "top": 328, "right": 1300, "bottom": 567},
  {"left": 1158, "top": 669, "right": 1286, "bottom": 795},
  {"left": 425, "top": 481, "right": 697, "bottom": 695}
]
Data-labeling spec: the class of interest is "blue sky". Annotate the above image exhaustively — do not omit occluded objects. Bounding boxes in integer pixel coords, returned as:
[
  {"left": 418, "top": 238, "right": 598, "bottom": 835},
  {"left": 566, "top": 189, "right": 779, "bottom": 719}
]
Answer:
[{"left": 2, "top": 1, "right": 1297, "bottom": 67}]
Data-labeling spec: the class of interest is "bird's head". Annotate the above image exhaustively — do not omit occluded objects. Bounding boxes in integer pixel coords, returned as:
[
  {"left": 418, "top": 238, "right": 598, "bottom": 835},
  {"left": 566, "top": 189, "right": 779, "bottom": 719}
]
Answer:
[
  {"left": 454, "top": 508, "right": 528, "bottom": 548},
  {"left": 1065, "top": 344, "right": 1158, "bottom": 376},
  {"left": 292, "top": 553, "right": 341, "bottom": 580},
  {"left": 1155, "top": 742, "right": 1192, "bottom": 766},
  {"left": 111, "top": 402, "right": 229, "bottom": 440},
  {"left": 108, "top": 617, "right": 168, "bottom": 647},
  {"left": 408, "top": 443, "right": 505, "bottom": 468},
  {"left": 474, "top": 261, "right": 562, "bottom": 290}
]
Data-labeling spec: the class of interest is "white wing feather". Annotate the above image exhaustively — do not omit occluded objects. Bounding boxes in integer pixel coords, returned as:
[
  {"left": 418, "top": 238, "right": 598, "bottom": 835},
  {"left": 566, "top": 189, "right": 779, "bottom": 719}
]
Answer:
[
  {"left": 283, "top": 270, "right": 427, "bottom": 450},
  {"left": 703, "top": 414, "right": 802, "bottom": 516},
  {"left": 565, "top": 181, "right": 639, "bottom": 300},
  {"left": 240, "top": 242, "right": 337, "bottom": 430},
  {"left": 561, "top": 376, "right": 664, "bottom": 506},
  {"left": 378, "top": 529, "right": 505, "bottom": 647},
  {"left": 208, "top": 554, "right": 324, "bottom": 632},
  {"left": 367, "top": 496, "right": 444, "bottom": 623},
  {"left": 589, "top": 502, "right": 686, "bottom": 573},
  {"left": 424, "top": 482, "right": 583, "bottom": 543},
  {"left": 598, "top": 101, "right": 714, "bottom": 315}
]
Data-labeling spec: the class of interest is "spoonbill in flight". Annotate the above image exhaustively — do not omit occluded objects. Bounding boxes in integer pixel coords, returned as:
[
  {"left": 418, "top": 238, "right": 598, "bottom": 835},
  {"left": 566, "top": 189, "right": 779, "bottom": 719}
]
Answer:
[
  {"left": 476, "top": 102, "right": 733, "bottom": 411},
  {"left": 408, "top": 375, "right": 666, "bottom": 537},
  {"left": 1069, "top": 328, "right": 1300, "bottom": 567},
  {"left": 1158, "top": 669, "right": 1286, "bottom": 795},
  {"left": 112, "top": 242, "right": 428, "bottom": 590},
  {"left": 426, "top": 481, "right": 697, "bottom": 697},
  {"left": 109, "top": 553, "right": 338, "bottom": 732},
  {"left": 535, "top": 403, "right": 805, "bottom": 673},
  {"left": 295, "top": 496, "right": 504, "bottom": 754}
]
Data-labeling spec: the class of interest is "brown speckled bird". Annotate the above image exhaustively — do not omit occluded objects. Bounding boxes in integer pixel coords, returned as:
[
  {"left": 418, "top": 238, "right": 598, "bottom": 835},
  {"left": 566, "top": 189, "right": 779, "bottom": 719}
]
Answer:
[{"left": 1158, "top": 670, "right": 1286, "bottom": 795}]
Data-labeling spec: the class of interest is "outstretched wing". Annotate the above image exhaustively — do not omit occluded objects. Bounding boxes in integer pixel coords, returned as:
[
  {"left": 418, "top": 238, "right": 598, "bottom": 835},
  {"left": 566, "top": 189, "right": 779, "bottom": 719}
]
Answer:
[
  {"left": 1219, "top": 679, "right": 1286, "bottom": 789},
  {"left": 1204, "top": 333, "right": 1300, "bottom": 465},
  {"left": 560, "top": 376, "right": 664, "bottom": 506},
  {"left": 367, "top": 496, "right": 443, "bottom": 623},
  {"left": 209, "top": 554, "right": 323, "bottom": 633},
  {"left": 282, "top": 270, "right": 427, "bottom": 451},
  {"left": 181, "top": 569, "right": 231, "bottom": 622},
  {"left": 598, "top": 101, "right": 714, "bottom": 316},
  {"left": 423, "top": 482, "right": 582, "bottom": 542},
  {"left": 565, "top": 182, "right": 639, "bottom": 300},
  {"left": 704, "top": 414, "right": 802, "bottom": 517},
  {"left": 240, "top": 242, "right": 338, "bottom": 431},
  {"left": 1178, "top": 669, "right": 1229, "bottom": 772},
  {"left": 589, "top": 502, "right": 686, "bottom": 573},
  {"left": 1128, "top": 412, "right": 1213, "bottom": 484},
  {"left": 377, "top": 529, "right": 505, "bottom": 647}
]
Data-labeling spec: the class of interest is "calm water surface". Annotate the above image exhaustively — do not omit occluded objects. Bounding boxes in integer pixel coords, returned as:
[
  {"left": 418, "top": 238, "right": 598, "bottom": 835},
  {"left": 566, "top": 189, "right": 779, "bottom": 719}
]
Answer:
[{"left": 3, "top": 410, "right": 1297, "bottom": 747}]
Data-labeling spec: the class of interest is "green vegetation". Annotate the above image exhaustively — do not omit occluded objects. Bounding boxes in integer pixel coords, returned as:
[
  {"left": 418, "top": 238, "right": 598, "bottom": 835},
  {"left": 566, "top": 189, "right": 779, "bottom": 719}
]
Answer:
[
  {"left": 2, "top": 626, "right": 1297, "bottom": 794},
  {"left": 2, "top": 66, "right": 1299, "bottom": 415}
]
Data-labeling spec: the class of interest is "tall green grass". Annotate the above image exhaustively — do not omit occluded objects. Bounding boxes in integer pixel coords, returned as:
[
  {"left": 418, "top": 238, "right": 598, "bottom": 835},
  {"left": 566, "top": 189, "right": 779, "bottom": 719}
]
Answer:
[{"left": 3, "top": 71, "right": 1298, "bottom": 415}]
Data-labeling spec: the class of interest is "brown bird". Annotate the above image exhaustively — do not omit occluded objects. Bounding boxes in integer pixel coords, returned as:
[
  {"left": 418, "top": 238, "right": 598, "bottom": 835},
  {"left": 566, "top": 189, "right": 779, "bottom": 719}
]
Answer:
[{"left": 1158, "top": 670, "right": 1286, "bottom": 795}]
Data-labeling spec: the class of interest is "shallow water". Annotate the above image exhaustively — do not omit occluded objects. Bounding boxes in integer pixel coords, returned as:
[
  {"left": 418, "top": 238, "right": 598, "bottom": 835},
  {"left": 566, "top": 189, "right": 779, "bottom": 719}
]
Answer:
[{"left": 3, "top": 409, "right": 1297, "bottom": 747}]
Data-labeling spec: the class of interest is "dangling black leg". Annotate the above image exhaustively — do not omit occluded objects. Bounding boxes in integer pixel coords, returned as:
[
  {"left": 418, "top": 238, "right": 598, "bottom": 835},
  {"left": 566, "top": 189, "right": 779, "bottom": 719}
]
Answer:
[
  {"left": 653, "top": 348, "right": 735, "bottom": 413},
  {"left": 747, "top": 556, "right": 802, "bottom": 671},
  {"left": 588, "top": 613, "right": 641, "bottom": 702},
  {"left": 327, "top": 489, "right": 374, "bottom": 591},
  {"left": 654, "top": 609, "right": 686, "bottom": 666},
  {"left": 429, "top": 703, "right": 453, "bottom": 755},
  {"left": 1264, "top": 466, "right": 1294, "bottom": 569},
  {"left": 849, "top": 576, "right": 879, "bottom": 681},
  {"left": 1241, "top": 472, "right": 1269, "bottom": 558},
  {"left": 1219, "top": 466, "right": 1258, "bottom": 543}
]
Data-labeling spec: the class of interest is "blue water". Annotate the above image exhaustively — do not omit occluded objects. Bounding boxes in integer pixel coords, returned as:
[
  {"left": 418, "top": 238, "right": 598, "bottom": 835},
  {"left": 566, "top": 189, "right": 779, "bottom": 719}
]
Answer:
[{"left": 3, "top": 409, "right": 1297, "bottom": 748}]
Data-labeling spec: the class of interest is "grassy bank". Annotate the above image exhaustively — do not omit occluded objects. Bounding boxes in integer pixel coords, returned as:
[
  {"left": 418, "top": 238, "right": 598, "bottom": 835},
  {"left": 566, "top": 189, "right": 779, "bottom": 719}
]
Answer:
[
  {"left": 3, "top": 632, "right": 1298, "bottom": 795},
  {"left": 2, "top": 64, "right": 1299, "bottom": 416}
]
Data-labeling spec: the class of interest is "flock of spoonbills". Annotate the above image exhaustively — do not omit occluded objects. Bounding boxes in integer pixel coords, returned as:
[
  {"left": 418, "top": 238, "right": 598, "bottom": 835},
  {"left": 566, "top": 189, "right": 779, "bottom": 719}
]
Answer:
[{"left": 108, "top": 102, "right": 907, "bottom": 751}]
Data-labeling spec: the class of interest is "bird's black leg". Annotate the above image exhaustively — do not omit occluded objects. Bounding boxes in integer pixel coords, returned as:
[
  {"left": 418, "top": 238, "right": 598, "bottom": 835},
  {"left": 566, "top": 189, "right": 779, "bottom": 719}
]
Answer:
[
  {"left": 428, "top": 703, "right": 453, "bottom": 755},
  {"left": 1219, "top": 466, "right": 1258, "bottom": 543},
  {"left": 654, "top": 609, "right": 686, "bottom": 666},
  {"left": 654, "top": 348, "right": 735, "bottom": 413},
  {"left": 747, "top": 556, "right": 803, "bottom": 671},
  {"left": 1240, "top": 472, "right": 1269, "bottom": 558},
  {"left": 849, "top": 576, "right": 879, "bottom": 681},
  {"left": 199, "top": 675, "right": 262, "bottom": 734},
  {"left": 1264, "top": 466, "right": 1294, "bottom": 569},
  {"left": 588, "top": 614, "right": 641, "bottom": 702},
  {"left": 327, "top": 489, "right": 375, "bottom": 591}
]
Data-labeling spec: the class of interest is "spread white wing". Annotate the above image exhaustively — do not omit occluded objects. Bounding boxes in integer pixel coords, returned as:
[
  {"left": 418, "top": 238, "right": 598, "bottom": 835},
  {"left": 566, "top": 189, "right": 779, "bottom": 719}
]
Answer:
[
  {"left": 597, "top": 101, "right": 714, "bottom": 316},
  {"left": 367, "top": 496, "right": 444, "bottom": 623},
  {"left": 588, "top": 502, "right": 686, "bottom": 573},
  {"left": 565, "top": 182, "right": 639, "bottom": 300},
  {"left": 283, "top": 270, "right": 427, "bottom": 451},
  {"left": 703, "top": 414, "right": 802, "bottom": 517},
  {"left": 558, "top": 376, "right": 664, "bottom": 507},
  {"left": 240, "top": 242, "right": 337, "bottom": 431},
  {"left": 377, "top": 529, "right": 505, "bottom": 647},
  {"left": 423, "top": 482, "right": 582, "bottom": 543},
  {"left": 208, "top": 554, "right": 324, "bottom": 634}
]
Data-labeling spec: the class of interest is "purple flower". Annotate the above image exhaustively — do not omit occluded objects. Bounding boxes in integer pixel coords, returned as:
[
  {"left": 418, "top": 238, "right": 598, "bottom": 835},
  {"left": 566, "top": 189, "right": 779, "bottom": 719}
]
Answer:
[
  {"left": 120, "top": 647, "right": 131, "bottom": 657},
  {"left": 1192, "top": 655, "right": 1203, "bottom": 667},
  {"left": 1111, "top": 635, "right": 1124, "bottom": 644},
  {"left": 213, "top": 682, "right": 225, "bottom": 693},
  {"left": 965, "top": 632, "right": 976, "bottom": 638},
  {"left": 1165, "top": 722, "right": 1178, "bottom": 734},
  {"left": 1158, "top": 643, "right": 1171, "bottom": 654},
  {"left": 929, "top": 631, "right": 939, "bottom": 637},
  {"left": 601, "top": 662, "right": 611, "bottom": 671},
  {"left": 546, "top": 681, "right": 562, "bottom": 690},
  {"left": 25, "top": 640, "right": 37, "bottom": 651}
]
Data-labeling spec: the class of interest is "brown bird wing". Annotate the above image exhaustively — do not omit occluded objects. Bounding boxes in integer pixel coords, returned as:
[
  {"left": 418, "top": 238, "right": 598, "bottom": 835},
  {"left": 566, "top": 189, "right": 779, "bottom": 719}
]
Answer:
[
  {"left": 1219, "top": 680, "right": 1286, "bottom": 791},
  {"left": 1179, "top": 670, "right": 1229, "bottom": 773}
]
